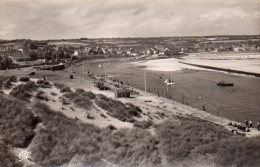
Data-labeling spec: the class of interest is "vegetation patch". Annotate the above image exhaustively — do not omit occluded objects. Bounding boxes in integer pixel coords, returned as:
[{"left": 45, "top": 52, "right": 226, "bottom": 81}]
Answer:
[
  {"left": 75, "top": 88, "right": 96, "bottom": 99},
  {"left": 133, "top": 120, "right": 153, "bottom": 129},
  {"left": 36, "top": 80, "right": 52, "bottom": 88},
  {"left": 19, "top": 77, "right": 30, "bottom": 82},
  {"left": 156, "top": 117, "right": 232, "bottom": 162},
  {"left": 30, "top": 102, "right": 103, "bottom": 166},
  {"left": 0, "top": 141, "right": 23, "bottom": 167},
  {"left": 10, "top": 81, "right": 37, "bottom": 101},
  {"left": 63, "top": 91, "right": 93, "bottom": 110},
  {"left": 54, "top": 82, "right": 71, "bottom": 93},
  {"left": 0, "top": 95, "right": 39, "bottom": 147},
  {"left": 195, "top": 136, "right": 260, "bottom": 167},
  {"left": 0, "top": 75, "right": 17, "bottom": 89},
  {"left": 94, "top": 94, "right": 141, "bottom": 122},
  {"left": 36, "top": 91, "right": 49, "bottom": 101}
]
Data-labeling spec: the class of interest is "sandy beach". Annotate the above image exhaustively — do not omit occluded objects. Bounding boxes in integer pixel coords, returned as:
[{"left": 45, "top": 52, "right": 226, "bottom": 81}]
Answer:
[{"left": 132, "top": 52, "right": 260, "bottom": 74}]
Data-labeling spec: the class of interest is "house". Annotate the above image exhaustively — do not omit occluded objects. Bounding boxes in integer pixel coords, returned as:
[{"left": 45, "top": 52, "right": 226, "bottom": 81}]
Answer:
[{"left": 156, "top": 47, "right": 169, "bottom": 55}]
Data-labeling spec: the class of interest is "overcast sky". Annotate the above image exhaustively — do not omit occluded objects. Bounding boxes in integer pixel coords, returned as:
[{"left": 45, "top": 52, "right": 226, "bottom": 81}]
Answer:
[{"left": 0, "top": 0, "right": 260, "bottom": 39}]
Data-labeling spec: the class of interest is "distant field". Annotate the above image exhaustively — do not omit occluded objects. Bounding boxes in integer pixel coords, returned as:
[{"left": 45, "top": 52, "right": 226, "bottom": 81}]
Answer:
[{"left": 48, "top": 41, "right": 88, "bottom": 46}]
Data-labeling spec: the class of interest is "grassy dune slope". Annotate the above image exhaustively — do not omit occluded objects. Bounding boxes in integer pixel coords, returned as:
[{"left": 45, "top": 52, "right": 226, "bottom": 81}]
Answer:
[{"left": 0, "top": 75, "right": 260, "bottom": 167}]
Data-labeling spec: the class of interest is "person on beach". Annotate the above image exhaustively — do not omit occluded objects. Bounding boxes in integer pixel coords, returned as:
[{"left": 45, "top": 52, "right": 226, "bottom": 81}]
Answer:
[
  {"left": 245, "top": 118, "right": 249, "bottom": 127},
  {"left": 257, "top": 121, "right": 260, "bottom": 131},
  {"left": 249, "top": 120, "right": 253, "bottom": 128}
]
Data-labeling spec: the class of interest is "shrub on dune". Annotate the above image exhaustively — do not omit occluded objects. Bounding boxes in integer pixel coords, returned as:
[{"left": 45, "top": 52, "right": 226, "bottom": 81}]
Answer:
[
  {"left": 36, "top": 80, "right": 52, "bottom": 88},
  {"left": 54, "top": 82, "right": 71, "bottom": 93},
  {"left": 10, "top": 81, "right": 37, "bottom": 101},
  {"left": 19, "top": 77, "right": 30, "bottom": 82}
]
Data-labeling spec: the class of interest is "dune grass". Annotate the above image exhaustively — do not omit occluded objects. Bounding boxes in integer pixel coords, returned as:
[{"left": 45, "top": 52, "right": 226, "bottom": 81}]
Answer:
[
  {"left": 30, "top": 102, "right": 161, "bottom": 167},
  {"left": 133, "top": 120, "right": 153, "bottom": 129},
  {"left": 195, "top": 135, "right": 260, "bottom": 167},
  {"left": 63, "top": 91, "right": 93, "bottom": 110},
  {"left": 0, "top": 141, "right": 23, "bottom": 167},
  {"left": 1, "top": 81, "right": 259, "bottom": 167},
  {"left": 30, "top": 102, "right": 103, "bottom": 166},
  {"left": 5, "top": 100, "right": 255, "bottom": 167},
  {"left": 0, "top": 75, "right": 17, "bottom": 89},
  {"left": 10, "top": 81, "right": 37, "bottom": 101},
  {"left": 63, "top": 88, "right": 142, "bottom": 122},
  {"left": 0, "top": 95, "right": 39, "bottom": 147},
  {"left": 94, "top": 94, "right": 142, "bottom": 122}
]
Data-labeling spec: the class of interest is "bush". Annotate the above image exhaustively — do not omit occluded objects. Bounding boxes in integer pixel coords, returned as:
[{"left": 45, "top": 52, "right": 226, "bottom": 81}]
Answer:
[
  {"left": 0, "top": 55, "right": 12, "bottom": 70},
  {"left": 0, "top": 75, "right": 17, "bottom": 89},
  {"left": 75, "top": 88, "right": 96, "bottom": 99},
  {"left": 36, "top": 91, "right": 49, "bottom": 101},
  {"left": 51, "top": 92, "right": 57, "bottom": 96},
  {"left": 19, "top": 77, "right": 30, "bottom": 82},
  {"left": 36, "top": 80, "right": 52, "bottom": 88},
  {"left": 54, "top": 82, "right": 71, "bottom": 93},
  {"left": 10, "top": 81, "right": 37, "bottom": 101}
]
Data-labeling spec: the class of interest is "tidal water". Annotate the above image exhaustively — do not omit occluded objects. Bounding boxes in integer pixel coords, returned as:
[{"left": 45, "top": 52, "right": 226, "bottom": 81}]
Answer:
[{"left": 75, "top": 58, "right": 260, "bottom": 125}]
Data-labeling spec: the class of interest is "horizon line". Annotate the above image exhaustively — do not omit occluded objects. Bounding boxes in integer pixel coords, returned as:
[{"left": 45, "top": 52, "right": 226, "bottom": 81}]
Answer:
[{"left": 1, "top": 34, "right": 260, "bottom": 41}]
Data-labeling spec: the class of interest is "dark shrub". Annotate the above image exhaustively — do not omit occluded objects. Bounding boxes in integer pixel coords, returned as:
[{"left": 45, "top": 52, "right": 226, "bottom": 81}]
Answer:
[
  {"left": 36, "top": 91, "right": 49, "bottom": 101},
  {"left": 107, "top": 124, "right": 117, "bottom": 130},
  {"left": 75, "top": 88, "right": 96, "bottom": 99},
  {"left": 54, "top": 82, "right": 71, "bottom": 93},
  {"left": 36, "top": 80, "right": 52, "bottom": 88},
  {"left": 10, "top": 81, "right": 37, "bottom": 101},
  {"left": 19, "top": 77, "right": 30, "bottom": 82}
]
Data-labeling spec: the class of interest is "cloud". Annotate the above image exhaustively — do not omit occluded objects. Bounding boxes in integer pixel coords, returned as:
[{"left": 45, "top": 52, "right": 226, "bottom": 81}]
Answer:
[
  {"left": 199, "top": 7, "right": 250, "bottom": 20},
  {"left": 0, "top": 0, "right": 259, "bottom": 39}
]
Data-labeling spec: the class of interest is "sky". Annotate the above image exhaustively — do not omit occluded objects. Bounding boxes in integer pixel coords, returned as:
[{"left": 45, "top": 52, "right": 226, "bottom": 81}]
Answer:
[{"left": 0, "top": 0, "right": 260, "bottom": 39}]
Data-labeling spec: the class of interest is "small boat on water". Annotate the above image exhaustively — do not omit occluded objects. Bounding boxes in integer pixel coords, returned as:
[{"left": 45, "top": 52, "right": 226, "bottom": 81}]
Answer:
[
  {"left": 217, "top": 75, "right": 234, "bottom": 86},
  {"left": 164, "top": 75, "right": 175, "bottom": 85},
  {"left": 217, "top": 80, "right": 234, "bottom": 86}
]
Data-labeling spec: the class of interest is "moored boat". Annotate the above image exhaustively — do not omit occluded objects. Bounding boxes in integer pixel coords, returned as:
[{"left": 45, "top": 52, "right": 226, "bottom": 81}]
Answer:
[
  {"left": 164, "top": 75, "right": 175, "bottom": 85},
  {"left": 217, "top": 80, "right": 234, "bottom": 86}
]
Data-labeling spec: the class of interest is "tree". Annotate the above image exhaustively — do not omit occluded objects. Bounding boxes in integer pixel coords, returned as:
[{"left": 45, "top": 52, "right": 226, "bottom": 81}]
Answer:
[
  {"left": 29, "top": 51, "right": 38, "bottom": 60},
  {"left": 0, "top": 55, "right": 12, "bottom": 70}
]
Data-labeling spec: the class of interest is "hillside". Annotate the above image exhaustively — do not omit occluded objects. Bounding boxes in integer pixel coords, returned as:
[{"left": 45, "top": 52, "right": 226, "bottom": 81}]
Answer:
[{"left": 0, "top": 70, "right": 260, "bottom": 167}]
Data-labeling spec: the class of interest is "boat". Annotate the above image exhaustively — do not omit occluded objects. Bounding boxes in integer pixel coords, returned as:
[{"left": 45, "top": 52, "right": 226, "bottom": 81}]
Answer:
[
  {"left": 217, "top": 75, "right": 234, "bottom": 86},
  {"left": 164, "top": 75, "right": 175, "bottom": 85},
  {"left": 217, "top": 80, "right": 234, "bottom": 86}
]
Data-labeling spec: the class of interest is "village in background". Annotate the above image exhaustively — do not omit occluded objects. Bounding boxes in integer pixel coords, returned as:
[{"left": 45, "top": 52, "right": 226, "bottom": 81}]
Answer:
[{"left": 1, "top": 35, "right": 260, "bottom": 70}]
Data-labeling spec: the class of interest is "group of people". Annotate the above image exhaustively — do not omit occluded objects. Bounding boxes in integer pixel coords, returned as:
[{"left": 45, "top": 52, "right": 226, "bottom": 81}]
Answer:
[{"left": 245, "top": 119, "right": 260, "bottom": 131}]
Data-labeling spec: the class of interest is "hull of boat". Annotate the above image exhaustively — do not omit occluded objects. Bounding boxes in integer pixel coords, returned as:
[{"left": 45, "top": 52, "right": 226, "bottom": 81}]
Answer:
[{"left": 217, "top": 83, "right": 234, "bottom": 86}]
